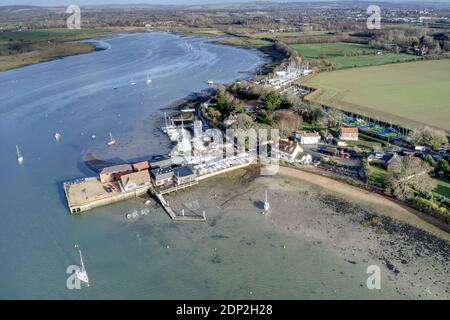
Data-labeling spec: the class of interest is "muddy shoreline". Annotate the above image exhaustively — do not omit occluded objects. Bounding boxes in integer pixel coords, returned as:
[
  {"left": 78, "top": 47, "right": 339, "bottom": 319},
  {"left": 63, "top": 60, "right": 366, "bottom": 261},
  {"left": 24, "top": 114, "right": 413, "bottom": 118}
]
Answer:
[{"left": 165, "top": 166, "right": 449, "bottom": 299}]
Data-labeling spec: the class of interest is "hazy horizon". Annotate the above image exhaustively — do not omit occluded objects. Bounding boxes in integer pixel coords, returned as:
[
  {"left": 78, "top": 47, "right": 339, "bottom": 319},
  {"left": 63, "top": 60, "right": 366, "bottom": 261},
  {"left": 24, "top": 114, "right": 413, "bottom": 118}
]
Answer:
[{"left": 2, "top": 0, "right": 450, "bottom": 8}]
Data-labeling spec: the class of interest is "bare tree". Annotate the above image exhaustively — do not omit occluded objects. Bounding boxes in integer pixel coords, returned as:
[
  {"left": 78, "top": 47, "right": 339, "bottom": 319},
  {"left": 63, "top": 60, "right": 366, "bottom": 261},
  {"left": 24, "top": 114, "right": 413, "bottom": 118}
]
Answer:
[
  {"left": 409, "top": 126, "right": 448, "bottom": 151},
  {"left": 387, "top": 156, "right": 437, "bottom": 201}
]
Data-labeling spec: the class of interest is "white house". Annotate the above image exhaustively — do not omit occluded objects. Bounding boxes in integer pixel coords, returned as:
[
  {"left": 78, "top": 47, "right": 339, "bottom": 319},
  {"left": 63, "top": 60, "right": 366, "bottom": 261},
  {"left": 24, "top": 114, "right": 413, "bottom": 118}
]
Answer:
[
  {"left": 296, "top": 152, "right": 313, "bottom": 165},
  {"left": 120, "top": 171, "right": 151, "bottom": 192},
  {"left": 294, "top": 131, "right": 320, "bottom": 144},
  {"left": 277, "top": 140, "right": 303, "bottom": 163}
]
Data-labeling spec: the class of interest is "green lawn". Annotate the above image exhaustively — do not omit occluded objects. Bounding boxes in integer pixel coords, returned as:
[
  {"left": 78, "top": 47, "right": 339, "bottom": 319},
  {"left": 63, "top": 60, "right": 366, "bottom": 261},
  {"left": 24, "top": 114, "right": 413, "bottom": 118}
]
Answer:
[
  {"left": 289, "top": 42, "right": 420, "bottom": 69},
  {"left": 369, "top": 165, "right": 389, "bottom": 188},
  {"left": 304, "top": 59, "right": 450, "bottom": 132},
  {"left": 289, "top": 42, "right": 379, "bottom": 58},
  {"left": 433, "top": 178, "right": 450, "bottom": 198}
]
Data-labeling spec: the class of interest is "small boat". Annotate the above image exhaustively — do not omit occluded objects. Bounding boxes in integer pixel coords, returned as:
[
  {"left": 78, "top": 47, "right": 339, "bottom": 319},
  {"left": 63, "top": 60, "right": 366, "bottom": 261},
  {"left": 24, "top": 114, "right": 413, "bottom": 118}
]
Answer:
[
  {"left": 91, "top": 134, "right": 96, "bottom": 140},
  {"left": 130, "top": 78, "right": 136, "bottom": 86},
  {"left": 16, "top": 145, "right": 24, "bottom": 165},
  {"left": 263, "top": 190, "right": 270, "bottom": 212},
  {"left": 112, "top": 86, "right": 117, "bottom": 90},
  {"left": 54, "top": 132, "right": 61, "bottom": 142},
  {"left": 107, "top": 132, "right": 116, "bottom": 146},
  {"left": 126, "top": 210, "right": 139, "bottom": 220},
  {"left": 146, "top": 74, "right": 152, "bottom": 85},
  {"left": 207, "top": 80, "right": 214, "bottom": 85},
  {"left": 74, "top": 245, "right": 89, "bottom": 286}
]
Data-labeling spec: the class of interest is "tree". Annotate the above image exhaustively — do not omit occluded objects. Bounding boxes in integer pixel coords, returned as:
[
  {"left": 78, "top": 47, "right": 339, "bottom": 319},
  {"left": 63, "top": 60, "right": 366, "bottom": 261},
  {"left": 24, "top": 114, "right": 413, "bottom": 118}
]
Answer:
[
  {"left": 261, "top": 91, "right": 281, "bottom": 115},
  {"left": 359, "top": 158, "right": 372, "bottom": 183},
  {"left": 215, "top": 87, "right": 228, "bottom": 112},
  {"left": 387, "top": 156, "right": 437, "bottom": 201},
  {"left": 436, "top": 159, "right": 449, "bottom": 173},
  {"left": 409, "top": 126, "right": 448, "bottom": 151},
  {"left": 274, "top": 109, "right": 302, "bottom": 137}
]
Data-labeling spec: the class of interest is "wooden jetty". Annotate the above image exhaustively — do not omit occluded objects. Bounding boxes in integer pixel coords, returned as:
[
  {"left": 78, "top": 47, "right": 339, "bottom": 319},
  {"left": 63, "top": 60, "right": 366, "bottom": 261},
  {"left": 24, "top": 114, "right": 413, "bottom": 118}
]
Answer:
[{"left": 155, "top": 193, "right": 206, "bottom": 222}]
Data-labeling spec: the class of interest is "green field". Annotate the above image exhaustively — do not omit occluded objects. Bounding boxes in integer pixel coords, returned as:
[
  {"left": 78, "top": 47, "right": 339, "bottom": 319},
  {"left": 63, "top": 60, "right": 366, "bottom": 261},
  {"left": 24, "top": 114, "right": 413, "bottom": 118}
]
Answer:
[
  {"left": 304, "top": 59, "right": 450, "bottom": 131},
  {"left": 289, "top": 42, "right": 420, "bottom": 69},
  {"left": 369, "top": 165, "right": 389, "bottom": 188},
  {"left": 433, "top": 178, "right": 450, "bottom": 198},
  {"left": 0, "top": 28, "right": 115, "bottom": 72},
  {"left": 0, "top": 28, "right": 113, "bottom": 43}
]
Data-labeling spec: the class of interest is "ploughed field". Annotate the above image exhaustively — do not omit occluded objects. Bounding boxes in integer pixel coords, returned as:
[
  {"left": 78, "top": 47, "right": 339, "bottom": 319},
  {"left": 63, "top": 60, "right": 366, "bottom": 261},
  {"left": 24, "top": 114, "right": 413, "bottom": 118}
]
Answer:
[{"left": 304, "top": 59, "right": 450, "bottom": 131}]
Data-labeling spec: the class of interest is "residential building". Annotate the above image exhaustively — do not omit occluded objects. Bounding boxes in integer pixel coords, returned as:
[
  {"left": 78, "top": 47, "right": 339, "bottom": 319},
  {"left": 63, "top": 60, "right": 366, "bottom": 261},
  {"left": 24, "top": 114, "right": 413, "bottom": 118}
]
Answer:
[
  {"left": 277, "top": 140, "right": 303, "bottom": 163},
  {"left": 148, "top": 155, "right": 172, "bottom": 169},
  {"left": 339, "top": 127, "right": 359, "bottom": 141},
  {"left": 174, "top": 166, "right": 197, "bottom": 185},
  {"left": 385, "top": 153, "right": 403, "bottom": 172},
  {"left": 132, "top": 161, "right": 149, "bottom": 172},
  {"left": 151, "top": 167, "right": 174, "bottom": 186},
  {"left": 294, "top": 131, "right": 320, "bottom": 144},
  {"left": 100, "top": 164, "right": 133, "bottom": 183},
  {"left": 120, "top": 170, "right": 151, "bottom": 192},
  {"left": 296, "top": 152, "right": 312, "bottom": 165}
]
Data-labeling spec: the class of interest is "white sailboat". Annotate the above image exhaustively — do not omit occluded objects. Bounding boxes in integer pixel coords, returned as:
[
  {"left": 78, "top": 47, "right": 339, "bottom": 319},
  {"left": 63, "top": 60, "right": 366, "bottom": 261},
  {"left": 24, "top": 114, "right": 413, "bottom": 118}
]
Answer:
[
  {"left": 16, "top": 145, "right": 24, "bottom": 165},
  {"left": 263, "top": 190, "right": 270, "bottom": 212},
  {"left": 74, "top": 245, "right": 89, "bottom": 286},
  {"left": 107, "top": 132, "right": 116, "bottom": 146},
  {"left": 130, "top": 78, "right": 136, "bottom": 86},
  {"left": 146, "top": 73, "right": 152, "bottom": 85},
  {"left": 54, "top": 132, "right": 61, "bottom": 142}
]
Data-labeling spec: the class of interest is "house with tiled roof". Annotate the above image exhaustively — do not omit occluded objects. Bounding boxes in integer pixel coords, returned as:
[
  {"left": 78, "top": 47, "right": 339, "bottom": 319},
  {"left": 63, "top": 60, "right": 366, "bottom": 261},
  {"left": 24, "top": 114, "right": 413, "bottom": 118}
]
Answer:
[
  {"left": 294, "top": 130, "right": 320, "bottom": 145},
  {"left": 339, "top": 127, "right": 359, "bottom": 141},
  {"left": 276, "top": 139, "right": 303, "bottom": 163}
]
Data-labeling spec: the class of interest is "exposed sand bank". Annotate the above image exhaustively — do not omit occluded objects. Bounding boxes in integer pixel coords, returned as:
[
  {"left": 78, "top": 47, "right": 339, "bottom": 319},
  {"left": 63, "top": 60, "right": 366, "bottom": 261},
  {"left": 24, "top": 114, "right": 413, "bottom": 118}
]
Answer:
[{"left": 165, "top": 166, "right": 449, "bottom": 299}]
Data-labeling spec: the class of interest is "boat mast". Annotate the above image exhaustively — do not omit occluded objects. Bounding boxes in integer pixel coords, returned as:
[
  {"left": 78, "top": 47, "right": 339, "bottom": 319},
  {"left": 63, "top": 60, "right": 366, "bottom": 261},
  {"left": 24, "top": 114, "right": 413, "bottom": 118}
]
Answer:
[{"left": 79, "top": 249, "right": 85, "bottom": 273}]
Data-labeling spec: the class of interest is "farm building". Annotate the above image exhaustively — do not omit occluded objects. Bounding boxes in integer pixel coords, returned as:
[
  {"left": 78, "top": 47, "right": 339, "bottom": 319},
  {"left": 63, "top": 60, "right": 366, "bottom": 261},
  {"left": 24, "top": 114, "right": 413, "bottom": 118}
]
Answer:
[
  {"left": 100, "top": 164, "right": 133, "bottom": 183},
  {"left": 339, "top": 127, "right": 359, "bottom": 141},
  {"left": 119, "top": 171, "right": 151, "bottom": 192},
  {"left": 294, "top": 131, "right": 320, "bottom": 145}
]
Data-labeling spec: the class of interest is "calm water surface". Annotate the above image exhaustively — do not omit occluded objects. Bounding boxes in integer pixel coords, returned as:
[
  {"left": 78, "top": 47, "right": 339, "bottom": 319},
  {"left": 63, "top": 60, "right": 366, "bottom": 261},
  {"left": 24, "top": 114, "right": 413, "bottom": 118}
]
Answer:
[{"left": 0, "top": 32, "right": 402, "bottom": 299}]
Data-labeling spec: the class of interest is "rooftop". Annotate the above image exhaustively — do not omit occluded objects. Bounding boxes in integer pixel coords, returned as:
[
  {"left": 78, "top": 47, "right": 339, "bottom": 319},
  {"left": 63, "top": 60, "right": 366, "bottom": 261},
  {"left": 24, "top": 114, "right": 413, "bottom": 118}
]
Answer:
[
  {"left": 132, "top": 161, "right": 149, "bottom": 171},
  {"left": 100, "top": 164, "right": 133, "bottom": 175},
  {"left": 121, "top": 170, "right": 151, "bottom": 186},
  {"left": 151, "top": 166, "right": 174, "bottom": 176},
  {"left": 278, "top": 140, "right": 302, "bottom": 154},
  {"left": 339, "top": 127, "right": 359, "bottom": 134},
  {"left": 174, "top": 166, "right": 196, "bottom": 177},
  {"left": 296, "top": 130, "right": 320, "bottom": 137}
]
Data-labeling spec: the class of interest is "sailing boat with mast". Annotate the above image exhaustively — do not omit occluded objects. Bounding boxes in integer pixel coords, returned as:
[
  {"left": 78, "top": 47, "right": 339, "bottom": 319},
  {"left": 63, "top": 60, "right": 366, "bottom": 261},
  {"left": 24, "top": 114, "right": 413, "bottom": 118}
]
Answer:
[
  {"left": 107, "top": 132, "right": 116, "bottom": 146},
  {"left": 263, "top": 190, "right": 270, "bottom": 212},
  {"left": 146, "top": 73, "right": 152, "bottom": 85},
  {"left": 16, "top": 145, "right": 23, "bottom": 165},
  {"left": 74, "top": 245, "right": 89, "bottom": 286}
]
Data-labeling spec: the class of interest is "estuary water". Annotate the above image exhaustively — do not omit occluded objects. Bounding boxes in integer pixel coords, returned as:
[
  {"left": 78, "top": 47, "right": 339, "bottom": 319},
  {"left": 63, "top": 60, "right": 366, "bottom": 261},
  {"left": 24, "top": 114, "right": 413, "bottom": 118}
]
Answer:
[{"left": 0, "top": 32, "right": 406, "bottom": 299}]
